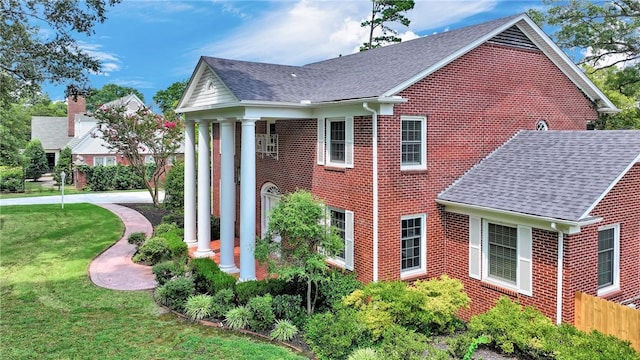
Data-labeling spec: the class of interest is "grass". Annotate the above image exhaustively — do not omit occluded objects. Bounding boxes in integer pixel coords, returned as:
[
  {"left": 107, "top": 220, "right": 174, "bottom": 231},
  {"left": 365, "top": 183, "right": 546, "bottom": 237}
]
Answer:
[
  {"left": 0, "top": 181, "right": 84, "bottom": 199},
  {"left": 0, "top": 204, "right": 306, "bottom": 359}
]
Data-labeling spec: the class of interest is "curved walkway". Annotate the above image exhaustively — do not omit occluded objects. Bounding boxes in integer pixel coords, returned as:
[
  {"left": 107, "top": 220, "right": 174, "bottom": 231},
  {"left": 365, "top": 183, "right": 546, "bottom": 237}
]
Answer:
[{"left": 89, "top": 203, "right": 157, "bottom": 290}]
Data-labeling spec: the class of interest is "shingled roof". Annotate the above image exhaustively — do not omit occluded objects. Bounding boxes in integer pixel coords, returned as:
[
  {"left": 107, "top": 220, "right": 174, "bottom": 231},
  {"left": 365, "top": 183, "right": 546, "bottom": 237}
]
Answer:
[{"left": 437, "top": 130, "right": 640, "bottom": 222}]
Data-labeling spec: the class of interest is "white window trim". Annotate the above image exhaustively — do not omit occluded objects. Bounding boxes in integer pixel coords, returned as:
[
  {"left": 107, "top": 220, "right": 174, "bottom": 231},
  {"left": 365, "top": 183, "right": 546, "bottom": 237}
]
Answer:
[
  {"left": 326, "top": 208, "right": 354, "bottom": 271},
  {"left": 93, "top": 156, "right": 116, "bottom": 166},
  {"left": 480, "top": 219, "right": 533, "bottom": 296},
  {"left": 400, "top": 115, "right": 427, "bottom": 171},
  {"left": 400, "top": 213, "right": 427, "bottom": 279},
  {"left": 321, "top": 116, "right": 354, "bottom": 168},
  {"left": 597, "top": 223, "right": 620, "bottom": 296}
]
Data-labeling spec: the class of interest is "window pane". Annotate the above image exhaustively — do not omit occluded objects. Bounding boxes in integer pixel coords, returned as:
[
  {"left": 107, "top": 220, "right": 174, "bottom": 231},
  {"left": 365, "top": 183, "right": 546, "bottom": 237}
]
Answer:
[
  {"left": 401, "top": 217, "right": 421, "bottom": 271},
  {"left": 330, "top": 121, "right": 345, "bottom": 163},
  {"left": 488, "top": 223, "right": 517, "bottom": 283},
  {"left": 401, "top": 120, "right": 422, "bottom": 165},
  {"left": 598, "top": 228, "right": 615, "bottom": 288},
  {"left": 105, "top": 156, "right": 116, "bottom": 166},
  {"left": 331, "top": 209, "right": 346, "bottom": 260}
]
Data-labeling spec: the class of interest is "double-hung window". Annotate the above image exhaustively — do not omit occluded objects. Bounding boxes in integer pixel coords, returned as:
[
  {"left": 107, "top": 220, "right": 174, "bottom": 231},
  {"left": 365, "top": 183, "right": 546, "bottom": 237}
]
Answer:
[
  {"left": 401, "top": 116, "right": 427, "bottom": 170},
  {"left": 327, "top": 207, "right": 354, "bottom": 270},
  {"left": 469, "top": 218, "right": 532, "bottom": 295},
  {"left": 401, "top": 214, "right": 426, "bottom": 278},
  {"left": 317, "top": 117, "right": 354, "bottom": 168},
  {"left": 93, "top": 156, "right": 116, "bottom": 166},
  {"left": 597, "top": 224, "right": 619, "bottom": 295}
]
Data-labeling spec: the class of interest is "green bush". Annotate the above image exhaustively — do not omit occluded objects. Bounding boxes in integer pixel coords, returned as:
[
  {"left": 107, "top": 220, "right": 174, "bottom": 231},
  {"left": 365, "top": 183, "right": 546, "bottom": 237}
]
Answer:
[
  {"left": 152, "top": 261, "right": 187, "bottom": 286},
  {"left": 133, "top": 236, "right": 171, "bottom": 265},
  {"left": 162, "top": 211, "right": 184, "bottom": 228},
  {"left": 543, "top": 324, "right": 638, "bottom": 360},
  {"left": 210, "top": 271, "right": 236, "bottom": 294},
  {"left": 163, "top": 160, "right": 184, "bottom": 211},
  {"left": 113, "top": 164, "right": 144, "bottom": 190},
  {"left": 410, "top": 275, "right": 470, "bottom": 334},
  {"left": 164, "top": 231, "right": 187, "bottom": 260},
  {"left": 235, "top": 279, "right": 287, "bottom": 305},
  {"left": 88, "top": 165, "right": 117, "bottom": 191},
  {"left": 225, "top": 306, "right": 250, "bottom": 330},
  {"left": 270, "top": 319, "right": 299, "bottom": 342},
  {"left": 185, "top": 294, "right": 214, "bottom": 321},
  {"left": 210, "top": 288, "right": 235, "bottom": 318},
  {"left": 377, "top": 325, "right": 443, "bottom": 360},
  {"left": 0, "top": 166, "right": 24, "bottom": 192},
  {"left": 190, "top": 257, "right": 220, "bottom": 294},
  {"left": 53, "top": 147, "right": 72, "bottom": 185},
  {"left": 24, "top": 139, "right": 48, "bottom": 180},
  {"left": 155, "top": 277, "right": 195, "bottom": 311},
  {"left": 317, "top": 269, "right": 362, "bottom": 311},
  {"left": 154, "top": 223, "right": 177, "bottom": 235},
  {"left": 273, "top": 294, "right": 306, "bottom": 328},
  {"left": 304, "top": 307, "right": 373, "bottom": 360},
  {"left": 246, "top": 294, "right": 275, "bottom": 332},
  {"left": 348, "top": 348, "right": 378, "bottom": 360},
  {"left": 127, "top": 232, "right": 147, "bottom": 247}
]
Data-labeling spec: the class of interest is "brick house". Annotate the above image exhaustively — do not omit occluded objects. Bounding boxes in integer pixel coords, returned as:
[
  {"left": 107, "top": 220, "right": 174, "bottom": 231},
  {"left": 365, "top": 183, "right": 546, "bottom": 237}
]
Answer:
[{"left": 176, "top": 13, "right": 637, "bottom": 323}]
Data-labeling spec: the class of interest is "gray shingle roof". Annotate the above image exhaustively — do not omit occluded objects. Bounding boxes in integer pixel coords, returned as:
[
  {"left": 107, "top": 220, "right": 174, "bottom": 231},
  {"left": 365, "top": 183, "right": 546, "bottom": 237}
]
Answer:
[
  {"left": 437, "top": 130, "right": 640, "bottom": 222},
  {"left": 31, "top": 117, "right": 73, "bottom": 150},
  {"left": 202, "top": 14, "right": 521, "bottom": 103}
]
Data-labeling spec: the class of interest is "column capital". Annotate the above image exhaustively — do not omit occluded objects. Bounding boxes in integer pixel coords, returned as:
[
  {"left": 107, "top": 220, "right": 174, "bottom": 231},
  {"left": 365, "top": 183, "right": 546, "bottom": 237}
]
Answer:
[
  {"left": 240, "top": 117, "right": 260, "bottom": 124},
  {"left": 194, "top": 118, "right": 211, "bottom": 124}
]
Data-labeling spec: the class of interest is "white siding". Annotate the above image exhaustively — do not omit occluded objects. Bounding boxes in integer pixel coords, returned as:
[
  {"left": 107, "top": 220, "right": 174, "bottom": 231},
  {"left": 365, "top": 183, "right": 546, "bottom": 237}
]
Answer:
[{"left": 184, "top": 67, "right": 236, "bottom": 108}]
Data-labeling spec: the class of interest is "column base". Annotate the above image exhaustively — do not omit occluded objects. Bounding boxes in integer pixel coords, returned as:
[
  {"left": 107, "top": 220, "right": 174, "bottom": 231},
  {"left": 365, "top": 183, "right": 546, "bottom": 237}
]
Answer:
[
  {"left": 184, "top": 239, "right": 197, "bottom": 247},
  {"left": 238, "top": 276, "right": 257, "bottom": 283},
  {"left": 194, "top": 249, "right": 215, "bottom": 258},
  {"left": 219, "top": 264, "right": 240, "bottom": 274}
]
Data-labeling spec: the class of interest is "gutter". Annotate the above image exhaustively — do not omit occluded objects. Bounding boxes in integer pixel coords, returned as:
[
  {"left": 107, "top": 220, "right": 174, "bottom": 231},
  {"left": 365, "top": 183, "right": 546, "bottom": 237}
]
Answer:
[
  {"left": 551, "top": 222, "right": 564, "bottom": 325},
  {"left": 363, "top": 102, "right": 379, "bottom": 282}
]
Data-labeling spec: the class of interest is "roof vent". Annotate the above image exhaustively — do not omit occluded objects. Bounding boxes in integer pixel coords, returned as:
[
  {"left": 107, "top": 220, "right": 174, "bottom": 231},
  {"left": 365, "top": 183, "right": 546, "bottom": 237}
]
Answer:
[{"left": 489, "top": 26, "right": 539, "bottom": 51}]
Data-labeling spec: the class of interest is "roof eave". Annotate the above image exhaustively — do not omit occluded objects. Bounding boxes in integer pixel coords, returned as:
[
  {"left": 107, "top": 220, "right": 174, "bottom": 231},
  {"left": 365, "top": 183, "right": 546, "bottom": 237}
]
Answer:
[{"left": 436, "top": 198, "right": 592, "bottom": 234}]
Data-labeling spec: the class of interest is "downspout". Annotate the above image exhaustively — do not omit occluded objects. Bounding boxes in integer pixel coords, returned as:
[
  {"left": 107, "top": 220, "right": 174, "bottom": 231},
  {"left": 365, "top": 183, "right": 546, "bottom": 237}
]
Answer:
[
  {"left": 363, "top": 103, "right": 379, "bottom": 282},
  {"left": 551, "top": 222, "right": 564, "bottom": 325}
]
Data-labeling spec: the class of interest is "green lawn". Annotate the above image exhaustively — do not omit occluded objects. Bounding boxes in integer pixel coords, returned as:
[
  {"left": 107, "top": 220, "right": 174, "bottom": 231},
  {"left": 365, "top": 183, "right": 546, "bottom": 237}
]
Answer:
[
  {"left": 0, "top": 204, "right": 306, "bottom": 359},
  {"left": 0, "top": 182, "right": 85, "bottom": 199}
]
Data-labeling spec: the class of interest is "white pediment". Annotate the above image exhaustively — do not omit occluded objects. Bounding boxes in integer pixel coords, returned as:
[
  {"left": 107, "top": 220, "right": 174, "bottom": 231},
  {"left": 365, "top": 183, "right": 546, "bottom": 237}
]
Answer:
[{"left": 181, "top": 63, "right": 237, "bottom": 109}]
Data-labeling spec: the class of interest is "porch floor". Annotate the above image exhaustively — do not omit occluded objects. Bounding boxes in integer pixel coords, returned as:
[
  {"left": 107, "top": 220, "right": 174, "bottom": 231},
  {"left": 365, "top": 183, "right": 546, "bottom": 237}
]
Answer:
[{"left": 188, "top": 239, "right": 269, "bottom": 281}]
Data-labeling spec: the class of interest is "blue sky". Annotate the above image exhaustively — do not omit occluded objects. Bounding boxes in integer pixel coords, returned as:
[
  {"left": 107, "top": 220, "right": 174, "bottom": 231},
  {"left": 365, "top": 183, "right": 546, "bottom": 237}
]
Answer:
[{"left": 42, "top": 0, "right": 546, "bottom": 105}]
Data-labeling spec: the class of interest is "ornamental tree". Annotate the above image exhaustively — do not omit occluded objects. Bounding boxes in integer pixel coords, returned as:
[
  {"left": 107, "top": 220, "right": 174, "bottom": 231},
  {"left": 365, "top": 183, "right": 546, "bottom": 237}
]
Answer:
[
  {"left": 255, "top": 190, "right": 344, "bottom": 315},
  {"left": 93, "top": 105, "right": 183, "bottom": 207},
  {"left": 23, "top": 139, "right": 48, "bottom": 180}
]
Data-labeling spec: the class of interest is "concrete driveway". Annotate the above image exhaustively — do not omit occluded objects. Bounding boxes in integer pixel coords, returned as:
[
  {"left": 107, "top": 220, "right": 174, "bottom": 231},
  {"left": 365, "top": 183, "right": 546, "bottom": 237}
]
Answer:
[{"left": 0, "top": 190, "right": 164, "bottom": 206}]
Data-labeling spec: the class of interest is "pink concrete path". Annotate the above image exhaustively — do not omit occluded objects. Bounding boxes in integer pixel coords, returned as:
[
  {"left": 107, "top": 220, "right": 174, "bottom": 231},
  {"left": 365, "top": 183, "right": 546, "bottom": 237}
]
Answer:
[{"left": 89, "top": 203, "right": 157, "bottom": 290}]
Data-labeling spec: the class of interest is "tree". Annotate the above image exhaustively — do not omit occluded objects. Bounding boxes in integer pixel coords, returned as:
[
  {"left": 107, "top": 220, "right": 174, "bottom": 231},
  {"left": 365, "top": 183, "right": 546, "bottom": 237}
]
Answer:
[
  {"left": 0, "top": 0, "right": 121, "bottom": 108},
  {"left": 0, "top": 104, "right": 29, "bottom": 166},
  {"left": 93, "top": 105, "right": 183, "bottom": 207},
  {"left": 86, "top": 84, "right": 145, "bottom": 112},
  {"left": 54, "top": 147, "right": 73, "bottom": 185},
  {"left": 23, "top": 139, "right": 48, "bottom": 180},
  {"left": 255, "top": 190, "right": 344, "bottom": 315},
  {"left": 153, "top": 80, "right": 188, "bottom": 116},
  {"left": 360, "top": 0, "right": 415, "bottom": 51},
  {"left": 529, "top": 0, "right": 640, "bottom": 129}
]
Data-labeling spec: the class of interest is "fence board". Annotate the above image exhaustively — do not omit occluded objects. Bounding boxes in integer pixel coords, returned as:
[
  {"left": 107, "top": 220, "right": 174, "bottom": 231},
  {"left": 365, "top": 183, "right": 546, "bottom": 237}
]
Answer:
[{"left": 574, "top": 292, "right": 640, "bottom": 352}]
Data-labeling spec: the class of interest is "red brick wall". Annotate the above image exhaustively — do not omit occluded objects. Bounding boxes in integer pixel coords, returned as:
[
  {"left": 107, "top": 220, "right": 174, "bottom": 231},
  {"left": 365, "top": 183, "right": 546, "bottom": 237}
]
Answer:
[
  {"left": 562, "top": 163, "right": 640, "bottom": 323},
  {"left": 67, "top": 96, "right": 86, "bottom": 137},
  {"left": 442, "top": 212, "right": 562, "bottom": 321}
]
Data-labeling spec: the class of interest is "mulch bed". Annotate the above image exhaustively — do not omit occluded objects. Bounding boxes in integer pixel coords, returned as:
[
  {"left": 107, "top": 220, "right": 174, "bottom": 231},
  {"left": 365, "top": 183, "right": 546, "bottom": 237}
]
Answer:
[{"left": 117, "top": 203, "right": 170, "bottom": 227}]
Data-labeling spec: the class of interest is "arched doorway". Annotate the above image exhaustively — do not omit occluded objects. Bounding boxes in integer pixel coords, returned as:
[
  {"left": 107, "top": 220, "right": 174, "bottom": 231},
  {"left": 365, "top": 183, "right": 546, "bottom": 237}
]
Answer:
[{"left": 261, "top": 182, "right": 280, "bottom": 239}]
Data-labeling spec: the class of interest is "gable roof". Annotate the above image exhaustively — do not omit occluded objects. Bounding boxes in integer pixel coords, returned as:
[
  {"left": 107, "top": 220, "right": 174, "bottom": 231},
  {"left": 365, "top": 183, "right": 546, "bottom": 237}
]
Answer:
[
  {"left": 178, "top": 13, "right": 616, "bottom": 112},
  {"left": 437, "top": 130, "right": 640, "bottom": 223},
  {"left": 30, "top": 117, "right": 72, "bottom": 150}
]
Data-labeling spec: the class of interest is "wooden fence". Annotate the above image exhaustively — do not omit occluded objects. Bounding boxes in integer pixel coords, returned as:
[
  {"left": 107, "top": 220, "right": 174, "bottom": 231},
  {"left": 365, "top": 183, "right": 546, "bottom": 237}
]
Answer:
[{"left": 574, "top": 292, "right": 640, "bottom": 352}]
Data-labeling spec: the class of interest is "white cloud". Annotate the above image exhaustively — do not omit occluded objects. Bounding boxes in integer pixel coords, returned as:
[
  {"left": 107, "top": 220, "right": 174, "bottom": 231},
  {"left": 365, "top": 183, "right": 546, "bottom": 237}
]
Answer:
[
  {"left": 583, "top": 47, "right": 638, "bottom": 69},
  {"left": 113, "top": 78, "right": 155, "bottom": 89},
  {"left": 77, "top": 42, "right": 121, "bottom": 75},
  {"left": 193, "top": 0, "right": 499, "bottom": 65}
]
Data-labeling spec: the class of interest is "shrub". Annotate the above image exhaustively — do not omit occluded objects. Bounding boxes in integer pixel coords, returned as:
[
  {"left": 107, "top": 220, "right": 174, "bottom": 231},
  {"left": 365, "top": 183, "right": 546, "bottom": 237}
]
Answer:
[
  {"left": 24, "top": 139, "right": 48, "bottom": 180},
  {"left": 190, "top": 257, "right": 221, "bottom": 294},
  {"left": 210, "top": 271, "right": 236, "bottom": 294},
  {"left": 133, "top": 236, "right": 171, "bottom": 265},
  {"left": 210, "top": 288, "right": 235, "bottom": 318},
  {"left": 155, "top": 277, "right": 194, "bottom": 311},
  {"left": 235, "top": 279, "right": 288, "bottom": 305},
  {"left": 163, "top": 160, "right": 184, "bottom": 211},
  {"left": 347, "top": 348, "right": 378, "bottom": 360},
  {"left": 317, "top": 268, "right": 362, "bottom": 312},
  {"left": 154, "top": 223, "right": 177, "bottom": 235},
  {"left": 225, "top": 306, "right": 250, "bottom": 330},
  {"left": 53, "top": 147, "right": 72, "bottom": 185},
  {"left": 112, "top": 164, "right": 144, "bottom": 190},
  {"left": 409, "top": 275, "right": 470, "bottom": 334},
  {"left": 185, "top": 294, "right": 214, "bottom": 321},
  {"left": 467, "top": 297, "right": 556, "bottom": 357},
  {"left": 87, "top": 165, "right": 117, "bottom": 191},
  {"left": 162, "top": 211, "right": 184, "bottom": 228},
  {"left": 246, "top": 294, "right": 275, "bottom": 331},
  {"left": 164, "top": 231, "right": 188, "bottom": 261},
  {"left": 270, "top": 319, "right": 298, "bottom": 342},
  {"left": 377, "top": 325, "right": 435, "bottom": 360},
  {"left": 127, "top": 232, "right": 147, "bottom": 247},
  {"left": 152, "top": 260, "right": 187, "bottom": 286},
  {"left": 304, "top": 307, "right": 373, "bottom": 360},
  {"left": 0, "top": 166, "right": 24, "bottom": 192},
  {"left": 543, "top": 324, "right": 638, "bottom": 360},
  {"left": 273, "top": 294, "right": 306, "bottom": 328}
]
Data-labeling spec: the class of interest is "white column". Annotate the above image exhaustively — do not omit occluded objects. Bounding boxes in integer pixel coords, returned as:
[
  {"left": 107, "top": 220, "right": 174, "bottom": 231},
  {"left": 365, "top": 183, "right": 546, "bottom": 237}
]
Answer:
[
  {"left": 195, "top": 119, "right": 213, "bottom": 257},
  {"left": 219, "top": 119, "right": 239, "bottom": 273},
  {"left": 183, "top": 119, "right": 197, "bottom": 245},
  {"left": 239, "top": 117, "right": 258, "bottom": 281}
]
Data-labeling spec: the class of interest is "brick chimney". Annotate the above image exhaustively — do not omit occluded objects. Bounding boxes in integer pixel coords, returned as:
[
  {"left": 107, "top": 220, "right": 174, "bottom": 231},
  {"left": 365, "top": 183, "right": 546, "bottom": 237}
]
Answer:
[{"left": 67, "top": 96, "right": 86, "bottom": 137}]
